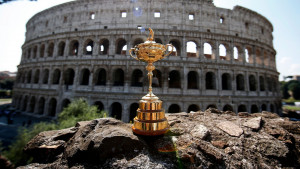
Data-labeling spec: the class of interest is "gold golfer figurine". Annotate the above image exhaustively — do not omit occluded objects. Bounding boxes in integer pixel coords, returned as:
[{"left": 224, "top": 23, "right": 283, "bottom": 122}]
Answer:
[{"left": 129, "top": 28, "right": 173, "bottom": 136}]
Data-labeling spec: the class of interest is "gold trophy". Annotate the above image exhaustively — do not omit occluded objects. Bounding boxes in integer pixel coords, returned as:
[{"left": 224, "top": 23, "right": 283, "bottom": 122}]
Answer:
[{"left": 129, "top": 28, "right": 173, "bottom": 136}]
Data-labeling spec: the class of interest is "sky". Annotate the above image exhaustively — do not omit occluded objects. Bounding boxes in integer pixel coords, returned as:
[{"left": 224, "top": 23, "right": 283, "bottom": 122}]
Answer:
[{"left": 0, "top": 0, "right": 299, "bottom": 81}]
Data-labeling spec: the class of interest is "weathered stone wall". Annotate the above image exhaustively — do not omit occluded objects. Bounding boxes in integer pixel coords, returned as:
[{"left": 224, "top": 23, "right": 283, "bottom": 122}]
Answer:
[{"left": 13, "top": 0, "right": 280, "bottom": 122}]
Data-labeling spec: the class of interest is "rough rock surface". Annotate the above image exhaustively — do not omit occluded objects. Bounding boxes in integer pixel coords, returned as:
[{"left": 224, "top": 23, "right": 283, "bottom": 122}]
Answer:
[{"left": 18, "top": 111, "right": 300, "bottom": 169}]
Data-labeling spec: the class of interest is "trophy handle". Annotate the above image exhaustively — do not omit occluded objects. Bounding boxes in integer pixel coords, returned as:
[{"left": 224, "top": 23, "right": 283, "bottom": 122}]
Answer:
[
  {"left": 129, "top": 48, "right": 139, "bottom": 61},
  {"left": 163, "top": 44, "right": 174, "bottom": 58}
]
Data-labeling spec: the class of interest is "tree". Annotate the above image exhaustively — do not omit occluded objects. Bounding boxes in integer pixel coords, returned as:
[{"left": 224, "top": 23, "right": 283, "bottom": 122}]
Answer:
[{"left": 281, "top": 80, "right": 300, "bottom": 100}]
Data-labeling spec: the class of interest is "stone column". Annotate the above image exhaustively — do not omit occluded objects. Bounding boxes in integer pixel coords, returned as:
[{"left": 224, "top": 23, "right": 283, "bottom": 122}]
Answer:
[
  {"left": 109, "top": 36, "right": 115, "bottom": 56},
  {"left": 198, "top": 39, "right": 204, "bottom": 61},
  {"left": 122, "top": 102, "right": 129, "bottom": 123},
  {"left": 64, "top": 39, "right": 70, "bottom": 58},
  {"left": 181, "top": 37, "right": 186, "bottom": 58},
  {"left": 93, "top": 37, "right": 99, "bottom": 56},
  {"left": 214, "top": 41, "right": 219, "bottom": 62}
]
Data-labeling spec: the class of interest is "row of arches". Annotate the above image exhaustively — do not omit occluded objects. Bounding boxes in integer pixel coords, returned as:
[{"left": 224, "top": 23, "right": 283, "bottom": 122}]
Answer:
[
  {"left": 16, "top": 68, "right": 279, "bottom": 92},
  {"left": 22, "top": 38, "right": 276, "bottom": 68},
  {"left": 13, "top": 94, "right": 278, "bottom": 121}
]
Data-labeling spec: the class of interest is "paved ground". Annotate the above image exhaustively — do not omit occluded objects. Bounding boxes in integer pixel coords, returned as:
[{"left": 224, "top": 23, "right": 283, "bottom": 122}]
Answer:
[{"left": 0, "top": 105, "right": 52, "bottom": 149}]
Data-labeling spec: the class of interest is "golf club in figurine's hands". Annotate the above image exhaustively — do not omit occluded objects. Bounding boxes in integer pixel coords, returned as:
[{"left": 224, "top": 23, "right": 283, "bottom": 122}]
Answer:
[{"left": 129, "top": 28, "right": 173, "bottom": 136}]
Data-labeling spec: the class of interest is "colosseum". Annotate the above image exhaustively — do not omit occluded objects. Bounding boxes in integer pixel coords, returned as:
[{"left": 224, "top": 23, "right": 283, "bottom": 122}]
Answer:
[{"left": 12, "top": 0, "right": 281, "bottom": 122}]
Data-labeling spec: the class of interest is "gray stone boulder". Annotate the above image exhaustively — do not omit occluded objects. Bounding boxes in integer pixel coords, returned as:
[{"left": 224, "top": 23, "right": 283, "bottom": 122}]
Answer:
[{"left": 18, "top": 112, "right": 300, "bottom": 168}]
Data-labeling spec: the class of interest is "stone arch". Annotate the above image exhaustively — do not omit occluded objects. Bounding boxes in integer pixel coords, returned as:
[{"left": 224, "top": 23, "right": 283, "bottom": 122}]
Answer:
[
  {"left": 259, "top": 76, "right": 265, "bottom": 91},
  {"left": 245, "top": 47, "right": 253, "bottom": 63},
  {"left": 80, "top": 68, "right": 90, "bottom": 85},
  {"left": 94, "top": 101, "right": 104, "bottom": 112},
  {"left": 131, "top": 69, "right": 143, "bottom": 87},
  {"left": 206, "top": 104, "right": 217, "bottom": 109},
  {"left": 40, "top": 44, "right": 45, "bottom": 58},
  {"left": 270, "top": 104, "right": 275, "bottom": 112},
  {"left": 84, "top": 39, "right": 94, "bottom": 55},
  {"left": 267, "top": 77, "right": 272, "bottom": 92},
  {"left": 33, "top": 46, "right": 37, "bottom": 58},
  {"left": 33, "top": 69, "right": 40, "bottom": 84},
  {"left": 222, "top": 73, "right": 232, "bottom": 90},
  {"left": 168, "top": 70, "right": 181, "bottom": 88},
  {"left": 206, "top": 72, "right": 216, "bottom": 90},
  {"left": 116, "top": 38, "right": 127, "bottom": 55},
  {"left": 133, "top": 38, "right": 144, "bottom": 47},
  {"left": 27, "top": 70, "right": 32, "bottom": 83},
  {"left": 28, "top": 96, "right": 36, "bottom": 113},
  {"left": 186, "top": 41, "right": 197, "bottom": 57},
  {"left": 264, "top": 51, "right": 269, "bottom": 66},
  {"left": 52, "top": 69, "right": 61, "bottom": 85},
  {"left": 249, "top": 75, "right": 257, "bottom": 91},
  {"left": 47, "top": 42, "right": 54, "bottom": 57},
  {"left": 129, "top": 103, "right": 139, "bottom": 122},
  {"left": 110, "top": 102, "right": 122, "bottom": 120},
  {"left": 153, "top": 69, "right": 162, "bottom": 88},
  {"left": 21, "top": 71, "right": 26, "bottom": 83},
  {"left": 236, "top": 74, "right": 245, "bottom": 91},
  {"left": 113, "top": 68, "right": 124, "bottom": 86},
  {"left": 22, "top": 95, "right": 29, "bottom": 111},
  {"left": 187, "top": 104, "right": 200, "bottom": 113},
  {"left": 27, "top": 48, "right": 31, "bottom": 59},
  {"left": 94, "top": 68, "right": 106, "bottom": 86},
  {"left": 204, "top": 42, "right": 213, "bottom": 59},
  {"left": 223, "top": 104, "right": 233, "bottom": 111},
  {"left": 61, "top": 98, "right": 71, "bottom": 110},
  {"left": 256, "top": 49, "right": 262, "bottom": 65},
  {"left": 188, "top": 71, "right": 198, "bottom": 89},
  {"left": 58, "top": 41, "right": 66, "bottom": 56},
  {"left": 155, "top": 38, "right": 162, "bottom": 44},
  {"left": 251, "top": 104, "right": 259, "bottom": 113},
  {"left": 69, "top": 40, "right": 79, "bottom": 56},
  {"left": 169, "top": 39, "right": 181, "bottom": 56},
  {"left": 99, "top": 39, "right": 109, "bottom": 55},
  {"left": 38, "top": 97, "right": 45, "bottom": 115},
  {"left": 261, "top": 104, "right": 267, "bottom": 111},
  {"left": 48, "top": 98, "right": 57, "bottom": 117},
  {"left": 238, "top": 105, "right": 247, "bottom": 112},
  {"left": 233, "top": 46, "right": 240, "bottom": 61},
  {"left": 64, "top": 68, "right": 75, "bottom": 85},
  {"left": 168, "top": 104, "right": 181, "bottom": 113},
  {"left": 42, "top": 69, "right": 49, "bottom": 84},
  {"left": 219, "top": 43, "right": 228, "bottom": 60}
]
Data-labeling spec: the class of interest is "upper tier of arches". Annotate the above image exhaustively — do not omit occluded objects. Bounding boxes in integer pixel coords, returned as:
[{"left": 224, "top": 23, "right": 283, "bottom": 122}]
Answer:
[{"left": 25, "top": 0, "right": 274, "bottom": 47}]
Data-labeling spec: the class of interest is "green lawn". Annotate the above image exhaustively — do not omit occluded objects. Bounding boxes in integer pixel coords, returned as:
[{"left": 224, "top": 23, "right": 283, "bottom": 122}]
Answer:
[
  {"left": 0, "top": 98, "right": 12, "bottom": 103},
  {"left": 283, "top": 106, "right": 300, "bottom": 111}
]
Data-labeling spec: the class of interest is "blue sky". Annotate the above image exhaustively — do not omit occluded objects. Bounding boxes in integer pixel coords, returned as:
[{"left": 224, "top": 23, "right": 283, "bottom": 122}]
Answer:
[{"left": 0, "top": 0, "right": 299, "bottom": 80}]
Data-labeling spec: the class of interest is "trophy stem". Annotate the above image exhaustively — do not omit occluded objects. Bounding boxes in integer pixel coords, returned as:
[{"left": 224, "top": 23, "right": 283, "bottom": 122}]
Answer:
[{"left": 146, "top": 63, "right": 155, "bottom": 94}]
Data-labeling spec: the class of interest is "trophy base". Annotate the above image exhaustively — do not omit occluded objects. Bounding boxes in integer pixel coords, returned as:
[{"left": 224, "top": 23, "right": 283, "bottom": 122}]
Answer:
[
  {"left": 132, "top": 118, "right": 169, "bottom": 136},
  {"left": 132, "top": 97, "right": 169, "bottom": 136}
]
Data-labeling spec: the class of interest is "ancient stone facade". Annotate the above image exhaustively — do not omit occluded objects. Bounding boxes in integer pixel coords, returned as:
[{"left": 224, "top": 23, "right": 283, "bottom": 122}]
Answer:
[{"left": 13, "top": 0, "right": 281, "bottom": 122}]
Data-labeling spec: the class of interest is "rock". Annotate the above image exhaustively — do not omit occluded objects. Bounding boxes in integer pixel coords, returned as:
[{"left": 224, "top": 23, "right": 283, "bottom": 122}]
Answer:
[
  {"left": 238, "top": 112, "right": 250, "bottom": 117},
  {"left": 217, "top": 121, "right": 244, "bottom": 137},
  {"left": 191, "top": 124, "right": 209, "bottom": 140},
  {"left": 206, "top": 108, "right": 222, "bottom": 114},
  {"left": 0, "top": 155, "right": 14, "bottom": 169},
  {"left": 64, "top": 118, "right": 145, "bottom": 166},
  {"left": 24, "top": 127, "right": 77, "bottom": 163},
  {"left": 224, "top": 147, "right": 234, "bottom": 154},
  {"left": 211, "top": 140, "right": 227, "bottom": 149},
  {"left": 19, "top": 110, "right": 300, "bottom": 168},
  {"left": 243, "top": 117, "right": 262, "bottom": 130}
]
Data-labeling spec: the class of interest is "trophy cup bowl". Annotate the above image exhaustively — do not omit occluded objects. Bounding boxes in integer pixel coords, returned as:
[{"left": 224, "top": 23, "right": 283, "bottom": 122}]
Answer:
[{"left": 129, "top": 28, "right": 173, "bottom": 136}]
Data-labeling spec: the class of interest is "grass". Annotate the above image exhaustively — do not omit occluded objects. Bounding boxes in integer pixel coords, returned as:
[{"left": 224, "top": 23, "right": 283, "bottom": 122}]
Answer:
[
  {"left": 0, "top": 98, "right": 12, "bottom": 104},
  {"left": 282, "top": 98, "right": 300, "bottom": 103},
  {"left": 283, "top": 106, "right": 300, "bottom": 111}
]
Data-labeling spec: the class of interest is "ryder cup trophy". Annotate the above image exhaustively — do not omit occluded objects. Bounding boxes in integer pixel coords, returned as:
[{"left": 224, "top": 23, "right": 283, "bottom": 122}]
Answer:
[{"left": 129, "top": 28, "right": 173, "bottom": 136}]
